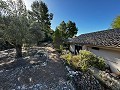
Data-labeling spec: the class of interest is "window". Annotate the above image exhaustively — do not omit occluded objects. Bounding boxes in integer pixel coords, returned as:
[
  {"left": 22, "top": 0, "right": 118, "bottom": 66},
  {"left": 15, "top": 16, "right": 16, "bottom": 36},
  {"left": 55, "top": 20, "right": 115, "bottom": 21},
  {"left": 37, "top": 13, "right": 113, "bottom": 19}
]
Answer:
[{"left": 92, "top": 47, "right": 99, "bottom": 50}]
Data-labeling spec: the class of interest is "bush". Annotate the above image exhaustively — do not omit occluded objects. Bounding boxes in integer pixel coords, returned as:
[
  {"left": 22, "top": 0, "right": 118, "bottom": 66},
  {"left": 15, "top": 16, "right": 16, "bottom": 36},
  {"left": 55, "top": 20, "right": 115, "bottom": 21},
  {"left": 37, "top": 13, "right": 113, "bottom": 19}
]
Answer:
[
  {"left": 60, "top": 45, "right": 63, "bottom": 51},
  {"left": 71, "top": 55, "right": 81, "bottom": 68},
  {"left": 77, "top": 50, "right": 97, "bottom": 71},
  {"left": 61, "top": 50, "right": 106, "bottom": 71},
  {"left": 61, "top": 53, "right": 72, "bottom": 64},
  {"left": 56, "top": 49, "right": 62, "bottom": 53},
  {"left": 93, "top": 57, "right": 106, "bottom": 70},
  {"left": 57, "top": 45, "right": 63, "bottom": 53}
]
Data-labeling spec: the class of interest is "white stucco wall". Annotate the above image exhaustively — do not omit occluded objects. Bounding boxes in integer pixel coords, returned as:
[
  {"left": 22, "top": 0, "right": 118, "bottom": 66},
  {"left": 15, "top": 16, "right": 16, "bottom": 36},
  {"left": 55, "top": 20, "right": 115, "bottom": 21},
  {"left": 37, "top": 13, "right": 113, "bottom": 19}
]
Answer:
[
  {"left": 82, "top": 45, "right": 87, "bottom": 50},
  {"left": 88, "top": 47, "right": 120, "bottom": 75},
  {"left": 70, "top": 44, "right": 75, "bottom": 53}
]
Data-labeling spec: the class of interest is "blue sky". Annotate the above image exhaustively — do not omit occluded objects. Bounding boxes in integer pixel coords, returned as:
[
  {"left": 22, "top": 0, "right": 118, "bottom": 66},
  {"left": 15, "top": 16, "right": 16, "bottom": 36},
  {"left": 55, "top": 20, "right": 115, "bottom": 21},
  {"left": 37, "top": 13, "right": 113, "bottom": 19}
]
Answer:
[{"left": 24, "top": 0, "right": 120, "bottom": 35}]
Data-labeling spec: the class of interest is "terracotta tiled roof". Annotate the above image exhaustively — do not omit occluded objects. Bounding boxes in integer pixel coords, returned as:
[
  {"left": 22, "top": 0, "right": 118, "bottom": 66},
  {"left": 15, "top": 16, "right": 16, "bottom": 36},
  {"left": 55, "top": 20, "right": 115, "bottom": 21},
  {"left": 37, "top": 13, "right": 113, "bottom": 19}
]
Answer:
[{"left": 70, "top": 29, "right": 120, "bottom": 47}]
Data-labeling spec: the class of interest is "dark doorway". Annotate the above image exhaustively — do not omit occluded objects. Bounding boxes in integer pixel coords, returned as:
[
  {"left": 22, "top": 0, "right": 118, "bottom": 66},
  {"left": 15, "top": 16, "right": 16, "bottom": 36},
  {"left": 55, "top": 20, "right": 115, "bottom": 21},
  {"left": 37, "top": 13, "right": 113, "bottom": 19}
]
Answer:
[{"left": 75, "top": 45, "right": 82, "bottom": 55}]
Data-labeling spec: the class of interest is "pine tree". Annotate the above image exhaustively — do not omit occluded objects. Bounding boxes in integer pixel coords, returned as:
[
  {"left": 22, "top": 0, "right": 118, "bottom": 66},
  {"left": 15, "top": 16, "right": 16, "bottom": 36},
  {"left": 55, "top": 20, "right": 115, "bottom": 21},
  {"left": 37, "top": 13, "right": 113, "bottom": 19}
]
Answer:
[
  {"left": 53, "top": 27, "right": 62, "bottom": 49},
  {"left": 58, "top": 21, "right": 67, "bottom": 39},
  {"left": 66, "top": 20, "right": 78, "bottom": 38},
  {"left": 29, "top": 0, "right": 53, "bottom": 42},
  {"left": 58, "top": 20, "right": 78, "bottom": 39}
]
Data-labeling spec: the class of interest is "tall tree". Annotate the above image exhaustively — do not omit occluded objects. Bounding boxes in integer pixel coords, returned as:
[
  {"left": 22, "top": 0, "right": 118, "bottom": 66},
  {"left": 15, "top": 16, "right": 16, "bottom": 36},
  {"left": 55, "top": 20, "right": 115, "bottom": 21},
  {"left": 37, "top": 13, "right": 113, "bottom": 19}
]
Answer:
[
  {"left": 66, "top": 20, "right": 78, "bottom": 38},
  {"left": 57, "top": 20, "right": 78, "bottom": 39},
  {"left": 0, "top": 0, "right": 8, "bottom": 32},
  {"left": 29, "top": 0, "right": 53, "bottom": 42},
  {"left": 53, "top": 21, "right": 78, "bottom": 49},
  {"left": 53, "top": 27, "right": 62, "bottom": 49},
  {"left": 0, "top": 0, "right": 41, "bottom": 58},
  {"left": 111, "top": 16, "right": 120, "bottom": 29},
  {"left": 2, "top": 0, "right": 29, "bottom": 58},
  {"left": 58, "top": 21, "right": 67, "bottom": 39}
]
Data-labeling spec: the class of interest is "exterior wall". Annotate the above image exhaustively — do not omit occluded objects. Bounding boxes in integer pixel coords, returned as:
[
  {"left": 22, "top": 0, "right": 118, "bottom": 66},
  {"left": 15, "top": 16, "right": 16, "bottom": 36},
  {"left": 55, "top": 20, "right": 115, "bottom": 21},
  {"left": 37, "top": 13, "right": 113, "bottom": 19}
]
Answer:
[
  {"left": 82, "top": 45, "right": 87, "bottom": 50},
  {"left": 70, "top": 44, "right": 75, "bottom": 53},
  {"left": 87, "top": 46, "right": 120, "bottom": 75}
]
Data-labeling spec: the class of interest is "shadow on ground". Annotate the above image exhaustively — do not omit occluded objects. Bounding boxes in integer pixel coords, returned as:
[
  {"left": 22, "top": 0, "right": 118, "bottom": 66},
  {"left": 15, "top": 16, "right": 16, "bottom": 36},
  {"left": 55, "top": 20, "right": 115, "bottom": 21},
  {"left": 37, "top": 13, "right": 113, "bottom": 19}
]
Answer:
[{"left": 0, "top": 47, "right": 74, "bottom": 90}]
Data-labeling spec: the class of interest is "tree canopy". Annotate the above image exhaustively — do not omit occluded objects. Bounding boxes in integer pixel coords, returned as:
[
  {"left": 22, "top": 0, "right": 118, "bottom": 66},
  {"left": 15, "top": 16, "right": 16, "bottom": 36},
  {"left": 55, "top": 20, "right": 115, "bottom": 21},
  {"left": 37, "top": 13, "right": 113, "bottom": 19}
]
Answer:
[
  {"left": 0, "top": 0, "right": 53, "bottom": 58},
  {"left": 53, "top": 20, "right": 78, "bottom": 49},
  {"left": 0, "top": 0, "right": 31, "bottom": 57},
  {"left": 28, "top": 0, "right": 53, "bottom": 42},
  {"left": 111, "top": 16, "right": 120, "bottom": 29},
  {"left": 53, "top": 27, "right": 63, "bottom": 49},
  {"left": 58, "top": 20, "right": 78, "bottom": 39}
]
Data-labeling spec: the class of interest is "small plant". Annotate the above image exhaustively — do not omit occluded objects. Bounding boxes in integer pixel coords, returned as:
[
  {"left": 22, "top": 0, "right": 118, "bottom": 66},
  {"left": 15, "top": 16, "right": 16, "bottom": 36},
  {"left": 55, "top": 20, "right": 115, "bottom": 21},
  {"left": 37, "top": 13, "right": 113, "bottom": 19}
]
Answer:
[
  {"left": 94, "top": 57, "right": 106, "bottom": 70},
  {"left": 61, "top": 50, "right": 106, "bottom": 71},
  {"left": 77, "top": 50, "right": 96, "bottom": 71},
  {"left": 71, "top": 55, "right": 81, "bottom": 68},
  {"left": 60, "top": 45, "right": 63, "bottom": 51},
  {"left": 61, "top": 53, "right": 72, "bottom": 64}
]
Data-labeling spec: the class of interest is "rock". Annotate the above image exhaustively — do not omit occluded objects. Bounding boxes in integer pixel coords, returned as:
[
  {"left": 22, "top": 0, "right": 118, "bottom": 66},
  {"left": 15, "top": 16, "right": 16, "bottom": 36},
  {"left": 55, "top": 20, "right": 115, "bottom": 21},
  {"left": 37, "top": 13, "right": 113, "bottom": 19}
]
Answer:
[
  {"left": 0, "top": 47, "right": 75, "bottom": 90},
  {"left": 34, "top": 55, "right": 40, "bottom": 58},
  {"left": 41, "top": 62, "right": 47, "bottom": 66},
  {"left": 90, "top": 67, "right": 120, "bottom": 90},
  {"left": 30, "top": 61, "right": 36, "bottom": 64},
  {"left": 66, "top": 66, "right": 104, "bottom": 90}
]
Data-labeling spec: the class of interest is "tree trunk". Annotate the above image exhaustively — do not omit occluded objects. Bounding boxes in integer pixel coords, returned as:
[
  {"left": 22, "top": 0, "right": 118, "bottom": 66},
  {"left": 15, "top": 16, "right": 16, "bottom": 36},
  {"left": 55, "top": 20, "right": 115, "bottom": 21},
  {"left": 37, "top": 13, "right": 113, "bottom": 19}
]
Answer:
[{"left": 15, "top": 44, "right": 22, "bottom": 58}]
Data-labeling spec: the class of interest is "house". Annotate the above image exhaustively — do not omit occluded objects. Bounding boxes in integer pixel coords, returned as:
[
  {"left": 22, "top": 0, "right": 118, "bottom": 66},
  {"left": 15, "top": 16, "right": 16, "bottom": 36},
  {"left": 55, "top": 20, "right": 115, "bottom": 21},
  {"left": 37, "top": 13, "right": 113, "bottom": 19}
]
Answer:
[{"left": 68, "top": 29, "right": 120, "bottom": 75}]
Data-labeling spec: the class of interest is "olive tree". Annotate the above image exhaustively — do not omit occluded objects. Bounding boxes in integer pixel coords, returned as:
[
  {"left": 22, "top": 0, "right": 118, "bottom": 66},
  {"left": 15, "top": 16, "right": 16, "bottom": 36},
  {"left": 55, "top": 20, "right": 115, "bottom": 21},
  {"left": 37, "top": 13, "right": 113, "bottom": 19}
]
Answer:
[{"left": 0, "top": 0, "right": 44, "bottom": 58}]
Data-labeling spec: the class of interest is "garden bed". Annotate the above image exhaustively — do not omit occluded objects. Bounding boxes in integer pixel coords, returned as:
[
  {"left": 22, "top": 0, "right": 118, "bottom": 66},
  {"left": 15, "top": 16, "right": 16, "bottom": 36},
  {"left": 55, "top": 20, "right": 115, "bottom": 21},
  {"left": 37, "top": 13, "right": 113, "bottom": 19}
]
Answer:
[
  {"left": 61, "top": 50, "right": 119, "bottom": 90},
  {"left": 62, "top": 60, "right": 111, "bottom": 90}
]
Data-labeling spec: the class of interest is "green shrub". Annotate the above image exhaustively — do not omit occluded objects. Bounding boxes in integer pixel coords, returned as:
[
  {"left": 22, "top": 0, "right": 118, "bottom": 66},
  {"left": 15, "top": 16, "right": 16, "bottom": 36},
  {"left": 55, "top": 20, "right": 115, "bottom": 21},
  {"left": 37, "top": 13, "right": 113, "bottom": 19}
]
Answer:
[
  {"left": 77, "top": 50, "right": 97, "bottom": 71},
  {"left": 56, "top": 45, "right": 63, "bottom": 54},
  {"left": 61, "top": 53, "right": 72, "bottom": 64},
  {"left": 71, "top": 55, "right": 81, "bottom": 68},
  {"left": 61, "top": 50, "right": 106, "bottom": 71},
  {"left": 60, "top": 45, "right": 63, "bottom": 51},
  {"left": 93, "top": 57, "right": 106, "bottom": 70},
  {"left": 56, "top": 49, "right": 62, "bottom": 53}
]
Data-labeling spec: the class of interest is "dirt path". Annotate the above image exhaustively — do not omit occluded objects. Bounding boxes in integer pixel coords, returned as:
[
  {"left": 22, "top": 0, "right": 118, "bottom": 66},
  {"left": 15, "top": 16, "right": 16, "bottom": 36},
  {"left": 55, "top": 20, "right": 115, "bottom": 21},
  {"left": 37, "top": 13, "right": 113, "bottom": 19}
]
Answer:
[{"left": 0, "top": 47, "right": 75, "bottom": 90}]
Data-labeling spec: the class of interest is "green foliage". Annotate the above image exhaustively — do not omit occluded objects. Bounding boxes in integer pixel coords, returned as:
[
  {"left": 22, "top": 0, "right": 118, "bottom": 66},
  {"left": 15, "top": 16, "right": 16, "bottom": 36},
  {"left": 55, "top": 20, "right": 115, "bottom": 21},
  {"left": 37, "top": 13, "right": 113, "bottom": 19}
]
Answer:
[
  {"left": 66, "top": 21, "right": 78, "bottom": 38},
  {"left": 77, "top": 50, "right": 96, "bottom": 71},
  {"left": 0, "top": 0, "right": 31, "bottom": 57},
  {"left": 61, "top": 50, "right": 106, "bottom": 71},
  {"left": 61, "top": 53, "right": 72, "bottom": 64},
  {"left": 53, "top": 21, "right": 78, "bottom": 49},
  {"left": 60, "top": 45, "right": 63, "bottom": 51},
  {"left": 71, "top": 55, "right": 81, "bottom": 68},
  {"left": 29, "top": 0, "right": 53, "bottom": 42},
  {"left": 29, "top": 22, "right": 45, "bottom": 44},
  {"left": 58, "top": 20, "right": 78, "bottom": 39},
  {"left": 0, "top": 0, "right": 8, "bottom": 13},
  {"left": 0, "top": 0, "right": 53, "bottom": 57},
  {"left": 53, "top": 27, "right": 63, "bottom": 49},
  {"left": 0, "top": 0, "right": 29, "bottom": 44},
  {"left": 58, "top": 21, "right": 67, "bottom": 39},
  {"left": 111, "top": 16, "right": 120, "bottom": 29},
  {"left": 93, "top": 57, "right": 106, "bottom": 70}
]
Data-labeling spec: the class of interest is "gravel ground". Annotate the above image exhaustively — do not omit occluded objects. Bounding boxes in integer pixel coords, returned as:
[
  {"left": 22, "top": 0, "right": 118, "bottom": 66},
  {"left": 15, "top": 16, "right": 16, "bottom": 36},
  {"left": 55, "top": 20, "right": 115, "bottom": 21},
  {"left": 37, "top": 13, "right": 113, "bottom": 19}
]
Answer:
[
  {"left": 0, "top": 47, "right": 75, "bottom": 90},
  {"left": 0, "top": 47, "right": 112, "bottom": 90}
]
